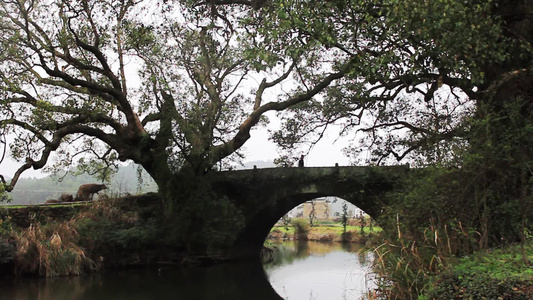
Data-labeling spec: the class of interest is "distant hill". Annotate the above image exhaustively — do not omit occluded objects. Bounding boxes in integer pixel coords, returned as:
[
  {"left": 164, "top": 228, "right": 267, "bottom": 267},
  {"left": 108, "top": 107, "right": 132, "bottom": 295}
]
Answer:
[{"left": 3, "top": 164, "right": 157, "bottom": 205}]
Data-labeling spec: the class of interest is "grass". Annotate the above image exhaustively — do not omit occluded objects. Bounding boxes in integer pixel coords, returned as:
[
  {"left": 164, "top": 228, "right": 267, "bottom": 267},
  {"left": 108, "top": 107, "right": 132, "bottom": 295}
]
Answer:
[
  {"left": 2, "top": 195, "right": 160, "bottom": 277},
  {"left": 422, "top": 241, "right": 533, "bottom": 299},
  {"left": 1, "top": 202, "right": 90, "bottom": 209},
  {"left": 272, "top": 225, "right": 378, "bottom": 234},
  {"left": 270, "top": 222, "right": 382, "bottom": 241},
  {"left": 451, "top": 243, "right": 533, "bottom": 281}
]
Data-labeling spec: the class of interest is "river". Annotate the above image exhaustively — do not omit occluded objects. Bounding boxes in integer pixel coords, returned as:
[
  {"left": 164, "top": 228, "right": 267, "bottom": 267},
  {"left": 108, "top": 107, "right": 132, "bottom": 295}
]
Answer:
[
  {"left": 0, "top": 241, "right": 374, "bottom": 300},
  {"left": 264, "top": 241, "right": 375, "bottom": 300}
]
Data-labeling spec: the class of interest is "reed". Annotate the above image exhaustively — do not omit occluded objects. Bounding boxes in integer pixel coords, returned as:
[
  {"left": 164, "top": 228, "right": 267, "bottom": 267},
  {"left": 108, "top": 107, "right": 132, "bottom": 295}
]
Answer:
[
  {"left": 13, "top": 221, "right": 96, "bottom": 276},
  {"left": 370, "top": 217, "right": 456, "bottom": 299}
]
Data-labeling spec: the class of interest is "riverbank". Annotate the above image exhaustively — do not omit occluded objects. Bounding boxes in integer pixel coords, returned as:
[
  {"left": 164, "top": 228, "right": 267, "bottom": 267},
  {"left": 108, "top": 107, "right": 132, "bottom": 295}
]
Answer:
[
  {"left": 268, "top": 221, "right": 381, "bottom": 243},
  {"left": 0, "top": 193, "right": 200, "bottom": 277}
]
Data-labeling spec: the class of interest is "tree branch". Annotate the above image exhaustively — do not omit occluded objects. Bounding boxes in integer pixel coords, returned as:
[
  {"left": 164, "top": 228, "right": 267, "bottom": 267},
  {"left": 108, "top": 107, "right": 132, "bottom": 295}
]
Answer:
[{"left": 214, "top": 65, "right": 347, "bottom": 161}]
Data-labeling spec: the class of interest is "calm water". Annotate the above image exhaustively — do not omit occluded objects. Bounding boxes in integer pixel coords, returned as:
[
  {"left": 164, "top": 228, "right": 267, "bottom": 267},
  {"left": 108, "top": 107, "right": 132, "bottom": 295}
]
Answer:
[
  {"left": 0, "top": 241, "right": 374, "bottom": 300},
  {"left": 264, "top": 241, "right": 375, "bottom": 300}
]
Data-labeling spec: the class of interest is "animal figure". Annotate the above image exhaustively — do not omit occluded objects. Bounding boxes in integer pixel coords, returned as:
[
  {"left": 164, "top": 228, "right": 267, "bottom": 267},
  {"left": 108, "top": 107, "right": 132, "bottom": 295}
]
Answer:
[
  {"left": 76, "top": 183, "right": 107, "bottom": 201},
  {"left": 58, "top": 193, "right": 74, "bottom": 202}
]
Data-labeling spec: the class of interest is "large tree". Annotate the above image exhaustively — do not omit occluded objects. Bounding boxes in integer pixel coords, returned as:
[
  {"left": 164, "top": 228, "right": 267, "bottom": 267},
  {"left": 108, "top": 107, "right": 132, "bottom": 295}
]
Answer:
[
  {"left": 1, "top": 0, "right": 531, "bottom": 198},
  {"left": 0, "top": 0, "right": 346, "bottom": 192}
]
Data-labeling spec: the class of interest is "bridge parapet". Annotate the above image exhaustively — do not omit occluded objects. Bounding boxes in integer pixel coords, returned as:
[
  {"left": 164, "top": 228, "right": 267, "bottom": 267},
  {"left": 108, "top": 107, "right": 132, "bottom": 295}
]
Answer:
[
  {"left": 211, "top": 165, "right": 409, "bottom": 213},
  {"left": 215, "top": 165, "right": 409, "bottom": 182}
]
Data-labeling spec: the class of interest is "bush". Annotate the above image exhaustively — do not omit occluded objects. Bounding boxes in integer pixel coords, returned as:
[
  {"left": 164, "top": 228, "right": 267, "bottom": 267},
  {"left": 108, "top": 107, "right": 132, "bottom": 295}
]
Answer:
[
  {"left": 0, "top": 216, "right": 16, "bottom": 266},
  {"left": 0, "top": 237, "right": 15, "bottom": 264},
  {"left": 73, "top": 198, "right": 162, "bottom": 264},
  {"left": 0, "top": 216, "right": 13, "bottom": 236},
  {"left": 291, "top": 218, "right": 309, "bottom": 240},
  {"left": 426, "top": 274, "right": 529, "bottom": 300},
  {"left": 167, "top": 181, "right": 245, "bottom": 254},
  {"left": 424, "top": 242, "right": 533, "bottom": 299},
  {"left": 341, "top": 231, "right": 353, "bottom": 242}
]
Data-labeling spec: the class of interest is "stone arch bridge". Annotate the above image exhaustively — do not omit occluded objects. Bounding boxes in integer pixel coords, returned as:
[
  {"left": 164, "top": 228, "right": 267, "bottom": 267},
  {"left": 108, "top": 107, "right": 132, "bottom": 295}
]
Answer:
[{"left": 210, "top": 165, "right": 410, "bottom": 259}]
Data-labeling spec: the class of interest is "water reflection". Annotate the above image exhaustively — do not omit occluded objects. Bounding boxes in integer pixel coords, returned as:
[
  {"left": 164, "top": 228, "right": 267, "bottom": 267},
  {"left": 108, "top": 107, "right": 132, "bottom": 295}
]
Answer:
[
  {"left": 263, "top": 241, "right": 375, "bottom": 300},
  {"left": 0, "top": 242, "right": 374, "bottom": 300},
  {"left": 0, "top": 260, "right": 282, "bottom": 300}
]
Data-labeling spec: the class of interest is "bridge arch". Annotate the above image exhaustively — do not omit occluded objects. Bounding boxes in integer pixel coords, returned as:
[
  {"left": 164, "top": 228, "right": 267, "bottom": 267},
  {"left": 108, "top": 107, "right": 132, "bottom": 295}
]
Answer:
[
  {"left": 236, "top": 193, "right": 373, "bottom": 258},
  {"left": 210, "top": 165, "right": 408, "bottom": 259}
]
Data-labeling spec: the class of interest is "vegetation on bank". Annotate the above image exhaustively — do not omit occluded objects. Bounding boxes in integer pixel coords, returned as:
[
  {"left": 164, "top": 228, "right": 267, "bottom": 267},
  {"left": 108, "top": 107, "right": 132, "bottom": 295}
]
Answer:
[
  {"left": 422, "top": 242, "right": 533, "bottom": 299},
  {"left": 370, "top": 151, "right": 532, "bottom": 299},
  {"left": 268, "top": 217, "right": 381, "bottom": 243},
  {"left": 2, "top": 202, "right": 90, "bottom": 209},
  {"left": 0, "top": 194, "right": 185, "bottom": 277}
]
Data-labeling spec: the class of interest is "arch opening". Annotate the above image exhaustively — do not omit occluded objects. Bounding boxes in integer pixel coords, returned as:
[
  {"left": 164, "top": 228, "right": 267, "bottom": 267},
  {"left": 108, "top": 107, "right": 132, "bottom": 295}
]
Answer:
[
  {"left": 264, "top": 196, "right": 378, "bottom": 246},
  {"left": 260, "top": 197, "right": 379, "bottom": 300}
]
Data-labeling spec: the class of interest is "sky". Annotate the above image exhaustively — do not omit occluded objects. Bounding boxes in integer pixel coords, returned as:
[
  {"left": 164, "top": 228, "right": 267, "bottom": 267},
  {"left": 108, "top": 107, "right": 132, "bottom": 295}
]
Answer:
[{"left": 242, "top": 121, "right": 352, "bottom": 168}]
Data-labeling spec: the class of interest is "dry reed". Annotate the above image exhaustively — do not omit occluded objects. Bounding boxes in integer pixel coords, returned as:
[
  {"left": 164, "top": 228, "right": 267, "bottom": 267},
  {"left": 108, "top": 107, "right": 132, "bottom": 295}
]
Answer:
[{"left": 13, "top": 221, "right": 96, "bottom": 277}]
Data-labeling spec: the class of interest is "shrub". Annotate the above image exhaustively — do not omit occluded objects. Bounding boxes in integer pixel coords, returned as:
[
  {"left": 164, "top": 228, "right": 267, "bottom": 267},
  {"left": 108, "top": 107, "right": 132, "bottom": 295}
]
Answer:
[
  {"left": 73, "top": 198, "right": 161, "bottom": 263},
  {"left": 341, "top": 231, "right": 353, "bottom": 243},
  {"left": 0, "top": 237, "right": 15, "bottom": 264},
  {"left": 424, "top": 242, "right": 533, "bottom": 299},
  {"left": 291, "top": 218, "right": 309, "bottom": 240},
  {"left": 0, "top": 216, "right": 16, "bottom": 265},
  {"left": 427, "top": 273, "right": 529, "bottom": 300},
  {"left": 0, "top": 216, "right": 14, "bottom": 237}
]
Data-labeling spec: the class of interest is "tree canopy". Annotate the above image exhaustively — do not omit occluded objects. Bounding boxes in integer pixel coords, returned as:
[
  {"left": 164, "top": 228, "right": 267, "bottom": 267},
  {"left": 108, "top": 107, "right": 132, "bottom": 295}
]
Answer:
[
  {"left": 0, "top": 0, "right": 531, "bottom": 193},
  {"left": 0, "top": 0, "right": 350, "bottom": 190}
]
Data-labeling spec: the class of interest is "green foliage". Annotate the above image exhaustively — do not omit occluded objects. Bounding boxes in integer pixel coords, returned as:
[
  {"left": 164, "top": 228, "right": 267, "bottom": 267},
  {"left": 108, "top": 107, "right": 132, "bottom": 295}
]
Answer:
[
  {"left": 73, "top": 196, "right": 161, "bottom": 262},
  {"left": 264, "top": 0, "right": 523, "bottom": 163},
  {"left": 424, "top": 242, "right": 533, "bottom": 299},
  {"left": 0, "top": 216, "right": 15, "bottom": 264},
  {"left": 371, "top": 92, "right": 533, "bottom": 298},
  {"left": 0, "top": 215, "right": 13, "bottom": 236},
  {"left": 110, "top": 220, "right": 159, "bottom": 250},
  {"left": 291, "top": 218, "right": 309, "bottom": 240},
  {"left": 75, "top": 217, "right": 159, "bottom": 257},
  {"left": 165, "top": 176, "right": 245, "bottom": 254},
  {"left": 0, "top": 183, "right": 11, "bottom": 203},
  {"left": 0, "top": 236, "right": 15, "bottom": 264},
  {"left": 341, "top": 202, "right": 348, "bottom": 234},
  {"left": 273, "top": 155, "right": 298, "bottom": 167}
]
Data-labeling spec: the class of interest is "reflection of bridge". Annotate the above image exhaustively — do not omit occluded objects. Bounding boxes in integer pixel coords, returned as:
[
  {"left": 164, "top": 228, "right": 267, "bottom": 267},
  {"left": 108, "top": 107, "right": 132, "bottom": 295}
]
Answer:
[{"left": 210, "top": 165, "right": 409, "bottom": 259}]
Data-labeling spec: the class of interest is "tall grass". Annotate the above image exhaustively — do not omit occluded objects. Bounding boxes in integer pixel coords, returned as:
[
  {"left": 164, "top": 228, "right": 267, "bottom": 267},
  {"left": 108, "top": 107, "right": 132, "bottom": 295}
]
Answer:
[
  {"left": 13, "top": 222, "right": 96, "bottom": 276},
  {"left": 370, "top": 217, "right": 461, "bottom": 299}
]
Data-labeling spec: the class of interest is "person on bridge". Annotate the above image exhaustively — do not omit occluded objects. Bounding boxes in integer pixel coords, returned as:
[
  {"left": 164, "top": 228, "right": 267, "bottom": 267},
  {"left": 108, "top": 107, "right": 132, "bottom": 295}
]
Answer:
[{"left": 298, "top": 155, "right": 305, "bottom": 167}]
